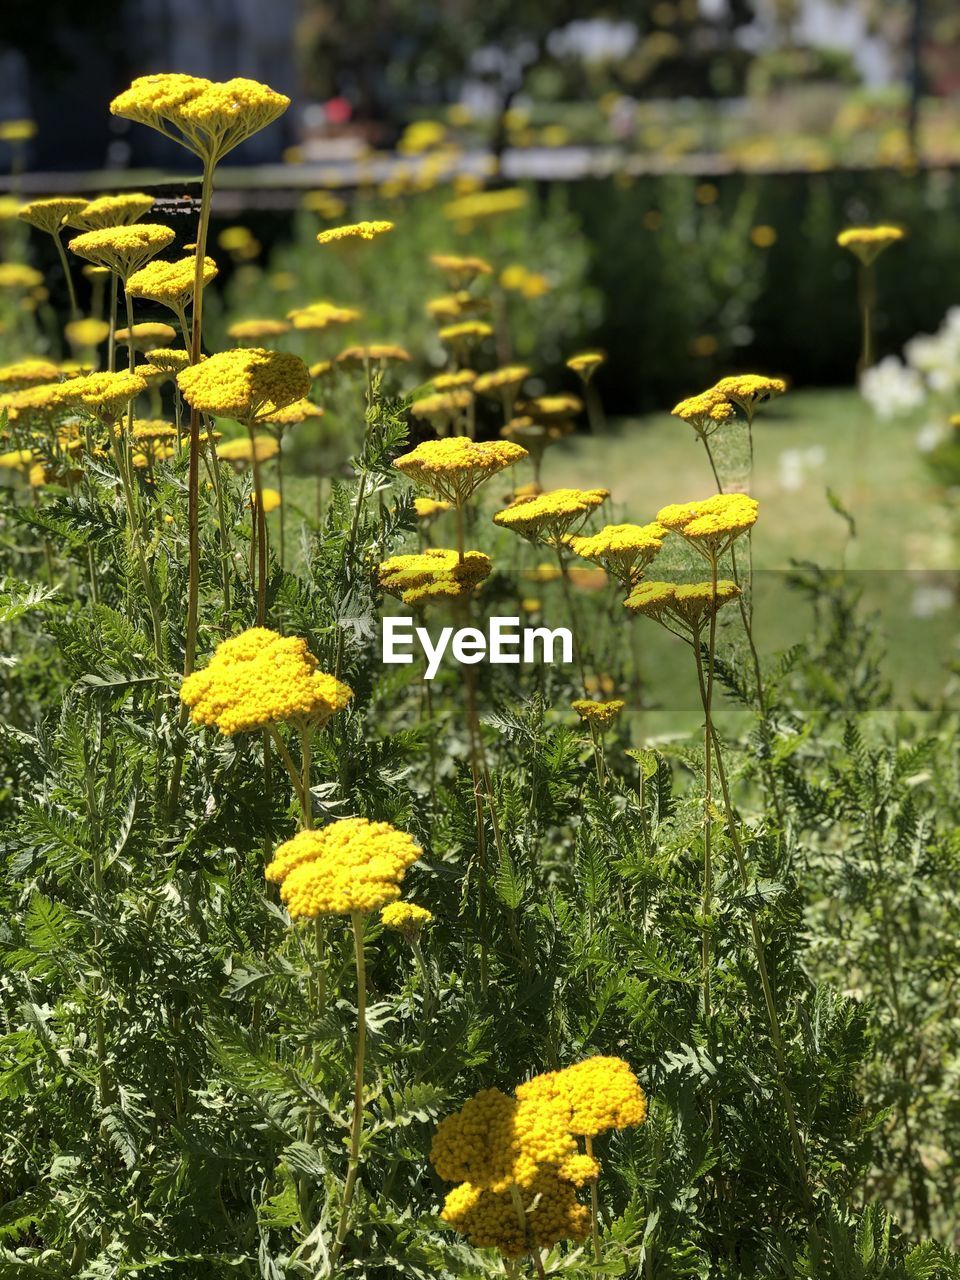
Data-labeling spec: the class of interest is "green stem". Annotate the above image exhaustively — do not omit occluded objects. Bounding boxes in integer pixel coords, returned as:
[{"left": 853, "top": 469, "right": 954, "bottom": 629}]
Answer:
[
  {"left": 330, "top": 913, "right": 368, "bottom": 1270},
  {"left": 52, "top": 230, "right": 79, "bottom": 321}
]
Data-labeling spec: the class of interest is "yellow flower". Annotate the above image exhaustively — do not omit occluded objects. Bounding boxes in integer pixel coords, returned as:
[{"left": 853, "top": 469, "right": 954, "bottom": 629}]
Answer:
[
  {"left": 413, "top": 497, "right": 451, "bottom": 520},
  {"left": 474, "top": 365, "right": 530, "bottom": 397},
  {"left": 335, "top": 344, "right": 411, "bottom": 368},
  {"left": 67, "top": 193, "right": 155, "bottom": 231},
  {"left": 131, "top": 418, "right": 179, "bottom": 444},
  {"left": 836, "top": 224, "right": 905, "bottom": 264},
  {"left": 571, "top": 698, "right": 624, "bottom": 729},
  {"left": 114, "top": 321, "right": 178, "bottom": 351},
  {"left": 430, "top": 252, "right": 493, "bottom": 284},
  {"left": 0, "top": 447, "right": 36, "bottom": 472},
  {"left": 380, "top": 901, "right": 433, "bottom": 935},
  {"left": 656, "top": 493, "right": 758, "bottom": 557},
  {"left": 493, "top": 487, "right": 608, "bottom": 548},
  {"left": 216, "top": 434, "right": 279, "bottom": 464},
  {"left": 566, "top": 350, "right": 605, "bottom": 381},
  {"left": 516, "top": 1057, "right": 647, "bottom": 1137},
  {"left": 68, "top": 224, "right": 176, "bottom": 281},
  {"left": 310, "top": 359, "right": 334, "bottom": 379},
  {"left": 394, "top": 438, "right": 526, "bottom": 506},
  {"left": 65, "top": 318, "right": 111, "bottom": 349},
  {"left": 18, "top": 197, "right": 89, "bottom": 235},
  {"left": 316, "top": 220, "right": 394, "bottom": 246},
  {"left": 58, "top": 370, "right": 148, "bottom": 420},
  {"left": 440, "top": 1172, "right": 590, "bottom": 1257},
  {"left": 519, "top": 393, "right": 583, "bottom": 422},
  {"left": 750, "top": 224, "right": 777, "bottom": 248},
  {"left": 433, "top": 370, "right": 476, "bottom": 391},
  {"left": 0, "top": 264, "right": 43, "bottom": 291},
  {"left": 227, "top": 317, "right": 290, "bottom": 342},
  {"left": 409, "top": 389, "right": 473, "bottom": 424},
  {"left": 566, "top": 521, "right": 666, "bottom": 586},
  {"left": 624, "top": 579, "right": 741, "bottom": 629},
  {"left": 710, "top": 374, "right": 786, "bottom": 421},
  {"left": 251, "top": 486, "right": 282, "bottom": 513},
  {"left": 127, "top": 255, "right": 218, "bottom": 310},
  {"left": 287, "top": 301, "right": 361, "bottom": 330},
  {"left": 137, "top": 348, "right": 190, "bottom": 380},
  {"left": 177, "top": 347, "right": 311, "bottom": 423},
  {"left": 0, "top": 359, "right": 62, "bottom": 391},
  {"left": 181, "top": 626, "right": 352, "bottom": 737},
  {"left": 110, "top": 75, "right": 290, "bottom": 164},
  {"left": 437, "top": 320, "right": 493, "bottom": 345},
  {"left": 442, "top": 188, "right": 528, "bottom": 223},
  {"left": 0, "top": 120, "right": 36, "bottom": 143},
  {"left": 378, "top": 548, "right": 491, "bottom": 607},
  {"left": 264, "top": 817, "right": 421, "bottom": 919},
  {"left": 671, "top": 388, "right": 734, "bottom": 436}
]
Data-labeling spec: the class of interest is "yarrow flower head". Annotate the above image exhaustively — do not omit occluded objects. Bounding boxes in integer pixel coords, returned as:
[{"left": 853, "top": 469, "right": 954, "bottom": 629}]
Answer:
[
  {"left": 18, "top": 197, "right": 89, "bottom": 235},
  {"left": 0, "top": 359, "right": 62, "bottom": 391},
  {"left": 110, "top": 75, "right": 290, "bottom": 165},
  {"left": 227, "top": 317, "right": 291, "bottom": 341},
  {"left": 264, "top": 817, "right": 421, "bottom": 919},
  {"left": 378, "top": 548, "right": 491, "bottom": 606},
  {"left": 335, "top": 344, "right": 411, "bottom": 369},
  {"left": 624, "top": 579, "right": 741, "bottom": 631},
  {"left": 565, "top": 521, "right": 666, "bottom": 586},
  {"left": 515, "top": 1057, "right": 647, "bottom": 1137},
  {"left": 0, "top": 263, "right": 43, "bottom": 291},
  {"left": 316, "top": 220, "right": 393, "bottom": 246},
  {"left": 433, "top": 369, "right": 477, "bottom": 391},
  {"left": 519, "top": 393, "right": 583, "bottom": 423},
  {"left": 180, "top": 627, "right": 352, "bottom": 736},
  {"left": 474, "top": 365, "right": 530, "bottom": 397},
  {"left": 710, "top": 374, "right": 786, "bottom": 421},
  {"left": 413, "top": 496, "right": 451, "bottom": 520},
  {"left": 493, "top": 487, "right": 608, "bottom": 549},
  {"left": 442, "top": 188, "right": 529, "bottom": 224},
  {"left": 287, "top": 300, "right": 361, "bottom": 330},
  {"left": 68, "top": 223, "right": 176, "bottom": 281},
  {"left": 656, "top": 493, "right": 759, "bottom": 558},
  {"left": 394, "top": 438, "right": 526, "bottom": 507},
  {"left": 571, "top": 698, "right": 625, "bottom": 730},
  {"left": 430, "top": 252, "right": 493, "bottom": 285},
  {"left": 216, "top": 434, "right": 278, "bottom": 464},
  {"left": 671, "top": 387, "right": 735, "bottom": 437},
  {"left": 115, "top": 321, "right": 178, "bottom": 351},
  {"left": 409, "top": 389, "right": 473, "bottom": 427},
  {"left": 566, "top": 350, "right": 605, "bottom": 381},
  {"left": 67, "top": 193, "right": 155, "bottom": 231},
  {"left": 58, "top": 370, "right": 148, "bottom": 420},
  {"left": 177, "top": 347, "right": 311, "bottom": 423},
  {"left": 380, "top": 901, "right": 433, "bottom": 936},
  {"left": 440, "top": 1171, "right": 591, "bottom": 1258},
  {"left": 836, "top": 224, "right": 905, "bottom": 265},
  {"left": 65, "top": 318, "right": 111, "bottom": 350},
  {"left": 127, "top": 255, "right": 218, "bottom": 311}
]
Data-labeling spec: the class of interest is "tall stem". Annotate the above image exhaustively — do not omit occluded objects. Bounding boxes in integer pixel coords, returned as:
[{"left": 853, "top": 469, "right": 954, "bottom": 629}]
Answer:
[
  {"left": 52, "top": 231, "right": 79, "bottom": 320},
  {"left": 251, "top": 438, "right": 268, "bottom": 625},
  {"left": 184, "top": 155, "right": 216, "bottom": 679},
  {"left": 858, "top": 261, "right": 875, "bottom": 378},
  {"left": 330, "top": 912, "right": 368, "bottom": 1270},
  {"left": 555, "top": 548, "right": 587, "bottom": 694}
]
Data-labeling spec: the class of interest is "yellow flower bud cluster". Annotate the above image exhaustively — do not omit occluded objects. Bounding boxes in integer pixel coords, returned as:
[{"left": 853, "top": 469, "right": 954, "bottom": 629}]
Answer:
[
  {"left": 18, "top": 198, "right": 88, "bottom": 235},
  {"left": 474, "top": 365, "right": 530, "bottom": 397},
  {"left": 493, "top": 487, "right": 608, "bottom": 548},
  {"left": 288, "top": 301, "right": 361, "bottom": 330},
  {"left": 437, "top": 320, "right": 493, "bottom": 345},
  {"left": 68, "top": 224, "right": 176, "bottom": 281},
  {"left": 127, "top": 255, "right": 218, "bottom": 310},
  {"left": 836, "top": 224, "right": 905, "bottom": 264},
  {"left": 335, "top": 344, "right": 411, "bottom": 368},
  {"left": 228, "top": 318, "right": 290, "bottom": 342},
  {"left": 180, "top": 627, "right": 352, "bottom": 736},
  {"left": 378, "top": 549, "right": 491, "bottom": 607},
  {"left": 672, "top": 374, "right": 786, "bottom": 435},
  {"left": 67, "top": 193, "right": 155, "bottom": 231},
  {"left": 177, "top": 348, "right": 311, "bottom": 423},
  {"left": 433, "top": 1058, "right": 646, "bottom": 1258},
  {"left": 433, "top": 370, "right": 476, "bottom": 391},
  {"left": 115, "top": 322, "right": 178, "bottom": 350},
  {"left": 264, "top": 817, "right": 422, "bottom": 919},
  {"left": 409, "top": 390, "right": 473, "bottom": 423},
  {"left": 216, "top": 434, "right": 278, "bottom": 464},
  {"left": 656, "top": 493, "right": 758, "bottom": 556},
  {"left": 566, "top": 521, "right": 666, "bottom": 586},
  {"left": 394, "top": 438, "right": 526, "bottom": 507},
  {"left": 0, "top": 359, "right": 61, "bottom": 390},
  {"left": 59, "top": 370, "right": 148, "bottom": 420},
  {"left": 316, "top": 220, "right": 394, "bottom": 246},
  {"left": 65, "top": 318, "right": 111, "bottom": 349},
  {"left": 442, "top": 188, "right": 528, "bottom": 223},
  {"left": 380, "top": 901, "right": 433, "bottom": 935},
  {"left": 571, "top": 699, "right": 625, "bottom": 730},
  {"left": 413, "top": 497, "right": 451, "bottom": 520},
  {"left": 110, "top": 75, "right": 290, "bottom": 165},
  {"left": 566, "top": 350, "right": 605, "bottom": 381},
  {"left": 430, "top": 252, "right": 493, "bottom": 284},
  {"left": 624, "top": 579, "right": 741, "bottom": 630}
]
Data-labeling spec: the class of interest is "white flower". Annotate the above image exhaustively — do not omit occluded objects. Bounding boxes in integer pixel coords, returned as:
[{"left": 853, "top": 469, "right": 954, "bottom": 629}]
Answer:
[{"left": 859, "top": 356, "right": 925, "bottom": 419}]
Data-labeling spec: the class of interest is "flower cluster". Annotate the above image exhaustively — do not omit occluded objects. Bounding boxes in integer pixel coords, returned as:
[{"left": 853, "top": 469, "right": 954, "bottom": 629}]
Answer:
[
  {"left": 0, "top": 359, "right": 62, "bottom": 390},
  {"left": 67, "top": 193, "right": 155, "bottom": 231},
  {"left": 624, "top": 579, "right": 742, "bottom": 631},
  {"left": 442, "top": 188, "right": 529, "bottom": 223},
  {"left": 288, "top": 300, "right": 361, "bottom": 330},
  {"left": 565, "top": 521, "right": 666, "bottom": 586},
  {"left": 335, "top": 343, "right": 411, "bottom": 368},
  {"left": 126, "top": 255, "right": 218, "bottom": 310},
  {"left": 110, "top": 75, "right": 290, "bottom": 164},
  {"left": 68, "top": 224, "right": 176, "bottom": 281},
  {"left": 493, "top": 487, "right": 608, "bottom": 548},
  {"left": 59, "top": 370, "right": 149, "bottom": 420},
  {"left": 671, "top": 388, "right": 734, "bottom": 437},
  {"left": 656, "top": 493, "right": 759, "bottom": 557},
  {"left": 228, "top": 318, "right": 290, "bottom": 341},
  {"left": 474, "top": 365, "right": 530, "bottom": 397},
  {"left": 378, "top": 549, "right": 491, "bottom": 606},
  {"left": 566, "top": 350, "right": 605, "bottom": 381},
  {"left": 394, "top": 438, "right": 526, "bottom": 506},
  {"left": 177, "top": 348, "right": 311, "bottom": 422},
  {"left": 836, "top": 224, "right": 905, "bottom": 264},
  {"left": 18, "top": 197, "right": 88, "bottom": 235},
  {"left": 571, "top": 699, "right": 625, "bottom": 730},
  {"left": 316, "top": 220, "right": 394, "bottom": 246},
  {"left": 433, "top": 1058, "right": 645, "bottom": 1258},
  {"left": 180, "top": 627, "right": 352, "bottom": 736},
  {"left": 264, "top": 817, "right": 421, "bottom": 918},
  {"left": 380, "top": 901, "right": 433, "bottom": 935}
]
